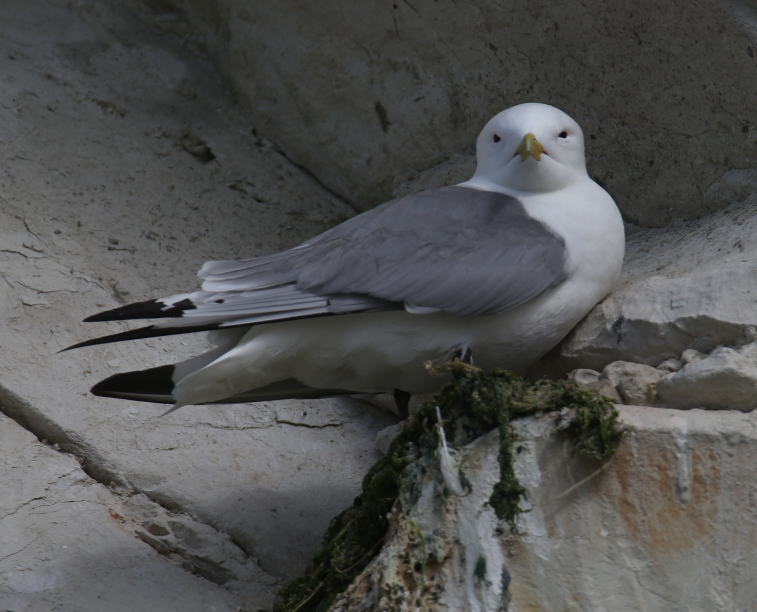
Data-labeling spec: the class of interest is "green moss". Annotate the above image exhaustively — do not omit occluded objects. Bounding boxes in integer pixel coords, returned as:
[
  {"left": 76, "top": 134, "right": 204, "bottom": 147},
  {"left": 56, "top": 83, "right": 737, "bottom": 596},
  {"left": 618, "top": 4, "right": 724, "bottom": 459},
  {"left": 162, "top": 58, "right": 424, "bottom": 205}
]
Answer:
[
  {"left": 474, "top": 555, "right": 490, "bottom": 588},
  {"left": 273, "top": 363, "right": 624, "bottom": 612}
]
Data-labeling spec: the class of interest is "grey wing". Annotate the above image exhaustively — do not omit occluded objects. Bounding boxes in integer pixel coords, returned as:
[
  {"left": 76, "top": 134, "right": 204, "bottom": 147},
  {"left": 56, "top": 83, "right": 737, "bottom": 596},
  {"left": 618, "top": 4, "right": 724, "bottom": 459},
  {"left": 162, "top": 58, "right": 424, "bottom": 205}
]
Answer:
[
  {"left": 157, "top": 284, "right": 398, "bottom": 327},
  {"left": 74, "top": 186, "right": 568, "bottom": 350},
  {"left": 200, "top": 186, "right": 568, "bottom": 317}
]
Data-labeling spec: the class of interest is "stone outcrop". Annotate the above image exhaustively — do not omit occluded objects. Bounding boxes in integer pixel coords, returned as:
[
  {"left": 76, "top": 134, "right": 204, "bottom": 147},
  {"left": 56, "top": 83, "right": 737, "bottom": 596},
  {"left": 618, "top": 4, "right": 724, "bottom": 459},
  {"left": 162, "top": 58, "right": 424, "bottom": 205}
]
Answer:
[
  {"left": 535, "top": 198, "right": 757, "bottom": 377},
  {"left": 4, "top": 0, "right": 757, "bottom": 610},
  {"left": 507, "top": 406, "right": 757, "bottom": 610},
  {"left": 567, "top": 340, "right": 757, "bottom": 413},
  {"left": 0, "top": 412, "right": 256, "bottom": 610},
  {"left": 156, "top": 0, "right": 757, "bottom": 227},
  {"left": 0, "top": 2, "right": 394, "bottom": 609},
  {"left": 656, "top": 342, "right": 757, "bottom": 411},
  {"left": 330, "top": 429, "right": 509, "bottom": 612},
  {"left": 335, "top": 406, "right": 757, "bottom": 611}
]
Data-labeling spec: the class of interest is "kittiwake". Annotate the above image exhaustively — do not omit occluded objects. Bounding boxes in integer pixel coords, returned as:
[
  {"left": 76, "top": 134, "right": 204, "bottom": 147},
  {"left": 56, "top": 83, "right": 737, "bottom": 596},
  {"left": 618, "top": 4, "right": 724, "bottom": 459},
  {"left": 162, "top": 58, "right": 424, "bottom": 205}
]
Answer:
[{"left": 68, "top": 103, "right": 625, "bottom": 414}]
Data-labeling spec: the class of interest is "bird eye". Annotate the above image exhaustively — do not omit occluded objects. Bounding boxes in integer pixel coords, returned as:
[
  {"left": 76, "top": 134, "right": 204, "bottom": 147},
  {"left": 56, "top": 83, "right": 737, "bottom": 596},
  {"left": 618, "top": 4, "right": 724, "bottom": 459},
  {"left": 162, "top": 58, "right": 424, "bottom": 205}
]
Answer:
[
  {"left": 558, "top": 131, "right": 568, "bottom": 138},
  {"left": 493, "top": 134, "right": 501, "bottom": 143}
]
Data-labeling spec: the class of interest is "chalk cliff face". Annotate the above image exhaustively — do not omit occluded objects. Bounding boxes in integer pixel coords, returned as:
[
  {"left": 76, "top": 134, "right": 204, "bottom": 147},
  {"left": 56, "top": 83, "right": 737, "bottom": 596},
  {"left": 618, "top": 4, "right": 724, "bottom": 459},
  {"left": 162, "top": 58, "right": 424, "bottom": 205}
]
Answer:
[
  {"left": 3, "top": 0, "right": 757, "bottom": 610},
  {"left": 158, "top": 0, "right": 757, "bottom": 227},
  {"left": 0, "top": 2, "right": 387, "bottom": 610},
  {"left": 329, "top": 408, "right": 757, "bottom": 612}
]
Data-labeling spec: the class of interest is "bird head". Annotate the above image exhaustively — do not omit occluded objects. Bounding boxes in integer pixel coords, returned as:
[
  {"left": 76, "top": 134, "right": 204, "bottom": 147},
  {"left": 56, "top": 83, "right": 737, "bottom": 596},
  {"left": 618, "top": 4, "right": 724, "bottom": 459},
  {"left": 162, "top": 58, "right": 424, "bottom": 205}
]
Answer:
[{"left": 471, "top": 103, "right": 589, "bottom": 194}]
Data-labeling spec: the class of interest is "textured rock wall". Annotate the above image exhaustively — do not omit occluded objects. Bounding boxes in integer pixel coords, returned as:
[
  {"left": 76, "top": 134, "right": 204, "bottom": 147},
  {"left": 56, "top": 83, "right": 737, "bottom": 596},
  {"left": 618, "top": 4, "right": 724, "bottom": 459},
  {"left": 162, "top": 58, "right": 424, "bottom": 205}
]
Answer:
[
  {"left": 128, "top": 1, "right": 757, "bottom": 609},
  {"left": 0, "top": 412, "right": 256, "bottom": 611},
  {"left": 151, "top": 0, "right": 757, "bottom": 226},
  {"left": 532, "top": 192, "right": 757, "bottom": 382},
  {"left": 334, "top": 406, "right": 757, "bottom": 611},
  {"left": 508, "top": 406, "right": 757, "bottom": 611},
  {"left": 7, "top": 0, "right": 757, "bottom": 609},
  {"left": 0, "top": 1, "right": 394, "bottom": 609}
]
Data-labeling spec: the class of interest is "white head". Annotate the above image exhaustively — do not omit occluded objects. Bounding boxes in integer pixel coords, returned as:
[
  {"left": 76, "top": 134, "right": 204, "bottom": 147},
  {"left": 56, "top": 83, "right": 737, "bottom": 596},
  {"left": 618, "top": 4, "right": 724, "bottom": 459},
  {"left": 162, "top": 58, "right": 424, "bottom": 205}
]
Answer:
[{"left": 470, "top": 103, "right": 589, "bottom": 193}]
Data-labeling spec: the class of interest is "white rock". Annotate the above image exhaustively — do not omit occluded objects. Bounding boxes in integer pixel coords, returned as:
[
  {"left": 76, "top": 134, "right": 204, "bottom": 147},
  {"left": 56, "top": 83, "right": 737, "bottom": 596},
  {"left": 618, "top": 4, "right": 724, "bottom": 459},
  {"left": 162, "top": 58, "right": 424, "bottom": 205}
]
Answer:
[
  {"left": 507, "top": 406, "right": 757, "bottom": 610},
  {"left": 739, "top": 340, "right": 757, "bottom": 360},
  {"left": 330, "top": 431, "right": 509, "bottom": 611},
  {"left": 567, "top": 369, "right": 601, "bottom": 386},
  {"left": 171, "top": 0, "right": 757, "bottom": 228},
  {"left": 657, "top": 346, "right": 757, "bottom": 411},
  {"left": 585, "top": 379, "right": 622, "bottom": 404},
  {"left": 375, "top": 424, "right": 401, "bottom": 455},
  {"left": 332, "top": 406, "right": 757, "bottom": 610},
  {"left": 0, "top": 0, "right": 393, "bottom": 586},
  {"left": 601, "top": 361, "right": 662, "bottom": 406},
  {"left": 569, "top": 369, "right": 621, "bottom": 403},
  {"left": 0, "top": 413, "right": 250, "bottom": 611},
  {"left": 124, "top": 493, "right": 277, "bottom": 587},
  {"left": 126, "top": 493, "right": 172, "bottom": 537},
  {"left": 657, "top": 357, "right": 683, "bottom": 373},
  {"left": 682, "top": 348, "right": 708, "bottom": 364}
]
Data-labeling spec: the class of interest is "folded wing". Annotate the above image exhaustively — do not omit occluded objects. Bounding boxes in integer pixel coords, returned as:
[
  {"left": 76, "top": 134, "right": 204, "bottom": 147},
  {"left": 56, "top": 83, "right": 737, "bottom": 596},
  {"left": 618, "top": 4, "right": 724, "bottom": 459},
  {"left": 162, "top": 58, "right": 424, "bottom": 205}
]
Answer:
[{"left": 71, "top": 185, "right": 568, "bottom": 349}]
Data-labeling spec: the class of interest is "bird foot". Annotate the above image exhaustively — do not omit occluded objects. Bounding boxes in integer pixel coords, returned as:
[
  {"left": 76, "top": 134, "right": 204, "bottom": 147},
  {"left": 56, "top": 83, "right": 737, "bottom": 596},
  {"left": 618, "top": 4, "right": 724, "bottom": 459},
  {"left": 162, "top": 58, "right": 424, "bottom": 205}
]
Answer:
[
  {"left": 453, "top": 346, "right": 474, "bottom": 365},
  {"left": 393, "top": 388, "right": 411, "bottom": 420}
]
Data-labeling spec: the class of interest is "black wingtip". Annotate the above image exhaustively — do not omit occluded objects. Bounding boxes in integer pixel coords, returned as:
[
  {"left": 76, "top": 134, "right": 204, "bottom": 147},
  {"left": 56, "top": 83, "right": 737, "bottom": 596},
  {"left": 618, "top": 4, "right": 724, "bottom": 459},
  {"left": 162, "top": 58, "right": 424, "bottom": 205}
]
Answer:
[
  {"left": 91, "top": 364, "right": 176, "bottom": 404},
  {"left": 61, "top": 325, "right": 160, "bottom": 352},
  {"left": 84, "top": 298, "right": 196, "bottom": 322},
  {"left": 61, "top": 321, "right": 225, "bottom": 353}
]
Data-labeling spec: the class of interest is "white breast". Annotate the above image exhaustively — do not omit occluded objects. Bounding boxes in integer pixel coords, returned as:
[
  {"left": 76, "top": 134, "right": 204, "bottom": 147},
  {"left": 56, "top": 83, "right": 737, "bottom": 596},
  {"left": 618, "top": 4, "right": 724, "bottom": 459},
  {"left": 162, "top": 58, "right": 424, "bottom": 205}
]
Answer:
[
  {"left": 457, "top": 176, "right": 625, "bottom": 371},
  {"left": 174, "top": 178, "right": 625, "bottom": 403}
]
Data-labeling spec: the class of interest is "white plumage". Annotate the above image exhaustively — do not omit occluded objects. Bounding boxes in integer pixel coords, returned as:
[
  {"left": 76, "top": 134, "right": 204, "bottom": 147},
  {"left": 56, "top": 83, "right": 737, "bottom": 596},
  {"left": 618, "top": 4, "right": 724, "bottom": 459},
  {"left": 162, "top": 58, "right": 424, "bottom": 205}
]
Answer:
[{"left": 71, "top": 103, "right": 625, "bottom": 412}]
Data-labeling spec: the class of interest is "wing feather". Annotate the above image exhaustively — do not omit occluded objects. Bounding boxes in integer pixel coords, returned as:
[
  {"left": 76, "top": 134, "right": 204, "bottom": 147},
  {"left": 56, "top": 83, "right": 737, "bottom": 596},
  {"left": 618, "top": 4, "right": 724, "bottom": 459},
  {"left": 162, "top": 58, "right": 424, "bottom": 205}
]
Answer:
[
  {"left": 199, "top": 186, "right": 568, "bottom": 317},
  {"left": 75, "top": 185, "right": 568, "bottom": 350}
]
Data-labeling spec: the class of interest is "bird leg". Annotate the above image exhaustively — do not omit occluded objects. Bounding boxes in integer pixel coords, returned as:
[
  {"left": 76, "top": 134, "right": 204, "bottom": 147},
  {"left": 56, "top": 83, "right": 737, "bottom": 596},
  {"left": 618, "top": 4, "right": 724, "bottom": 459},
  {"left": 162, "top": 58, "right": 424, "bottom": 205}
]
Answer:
[
  {"left": 453, "top": 346, "right": 474, "bottom": 365},
  {"left": 393, "top": 388, "right": 411, "bottom": 420}
]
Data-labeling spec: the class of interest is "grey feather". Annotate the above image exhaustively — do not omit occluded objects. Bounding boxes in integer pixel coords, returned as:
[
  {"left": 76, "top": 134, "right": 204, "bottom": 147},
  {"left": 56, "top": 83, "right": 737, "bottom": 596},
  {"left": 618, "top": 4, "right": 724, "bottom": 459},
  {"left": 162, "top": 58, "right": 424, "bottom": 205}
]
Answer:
[
  {"left": 199, "top": 186, "right": 568, "bottom": 317},
  {"left": 159, "top": 283, "right": 401, "bottom": 326}
]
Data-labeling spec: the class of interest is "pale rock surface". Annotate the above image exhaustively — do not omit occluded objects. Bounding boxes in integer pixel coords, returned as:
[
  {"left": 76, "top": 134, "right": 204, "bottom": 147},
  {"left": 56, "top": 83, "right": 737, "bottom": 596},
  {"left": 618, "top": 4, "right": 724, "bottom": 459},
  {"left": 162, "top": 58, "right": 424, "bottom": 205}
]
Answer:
[
  {"left": 330, "top": 430, "right": 510, "bottom": 612},
  {"left": 566, "top": 368, "right": 601, "bottom": 387},
  {"left": 0, "top": 0, "right": 395, "bottom": 606},
  {"left": 682, "top": 349, "right": 709, "bottom": 365},
  {"left": 568, "top": 368, "right": 622, "bottom": 404},
  {"left": 585, "top": 378, "right": 622, "bottom": 404},
  {"left": 657, "top": 342, "right": 757, "bottom": 411},
  {"left": 151, "top": 0, "right": 757, "bottom": 227},
  {"left": 571, "top": 345, "right": 757, "bottom": 412},
  {"left": 375, "top": 424, "right": 402, "bottom": 456},
  {"left": 656, "top": 357, "right": 683, "bottom": 373},
  {"left": 125, "top": 493, "right": 278, "bottom": 587},
  {"left": 535, "top": 196, "right": 757, "bottom": 377},
  {"left": 507, "top": 406, "right": 757, "bottom": 611},
  {"left": 0, "top": 413, "right": 249, "bottom": 611},
  {"left": 336, "top": 406, "right": 757, "bottom": 611},
  {"left": 600, "top": 361, "right": 662, "bottom": 406}
]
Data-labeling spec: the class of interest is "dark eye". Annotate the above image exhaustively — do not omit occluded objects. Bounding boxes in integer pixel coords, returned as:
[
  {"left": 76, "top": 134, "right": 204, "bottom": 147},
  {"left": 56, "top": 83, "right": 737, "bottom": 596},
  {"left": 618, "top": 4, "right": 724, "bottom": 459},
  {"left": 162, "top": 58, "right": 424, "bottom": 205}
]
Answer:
[
  {"left": 493, "top": 134, "right": 501, "bottom": 143},
  {"left": 558, "top": 130, "right": 568, "bottom": 138}
]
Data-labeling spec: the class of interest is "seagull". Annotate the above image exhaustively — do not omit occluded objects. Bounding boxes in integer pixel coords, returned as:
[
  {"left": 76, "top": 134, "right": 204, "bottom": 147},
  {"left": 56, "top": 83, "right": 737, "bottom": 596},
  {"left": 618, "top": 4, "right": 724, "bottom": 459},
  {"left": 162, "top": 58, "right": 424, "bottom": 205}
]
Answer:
[{"left": 68, "top": 103, "right": 625, "bottom": 416}]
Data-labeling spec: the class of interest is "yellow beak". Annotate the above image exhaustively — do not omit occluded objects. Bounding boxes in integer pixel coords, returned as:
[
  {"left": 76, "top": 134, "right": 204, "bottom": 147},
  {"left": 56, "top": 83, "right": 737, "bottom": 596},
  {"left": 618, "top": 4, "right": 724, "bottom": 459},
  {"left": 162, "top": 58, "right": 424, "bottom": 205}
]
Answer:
[{"left": 516, "top": 133, "right": 545, "bottom": 161}]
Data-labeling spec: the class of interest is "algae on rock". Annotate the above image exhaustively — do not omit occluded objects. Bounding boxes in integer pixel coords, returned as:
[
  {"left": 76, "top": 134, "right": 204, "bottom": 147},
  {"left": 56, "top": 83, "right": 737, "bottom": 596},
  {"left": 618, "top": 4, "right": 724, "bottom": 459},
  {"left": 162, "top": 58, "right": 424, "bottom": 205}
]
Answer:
[{"left": 274, "top": 363, "right": 623, "bottom": 612}]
